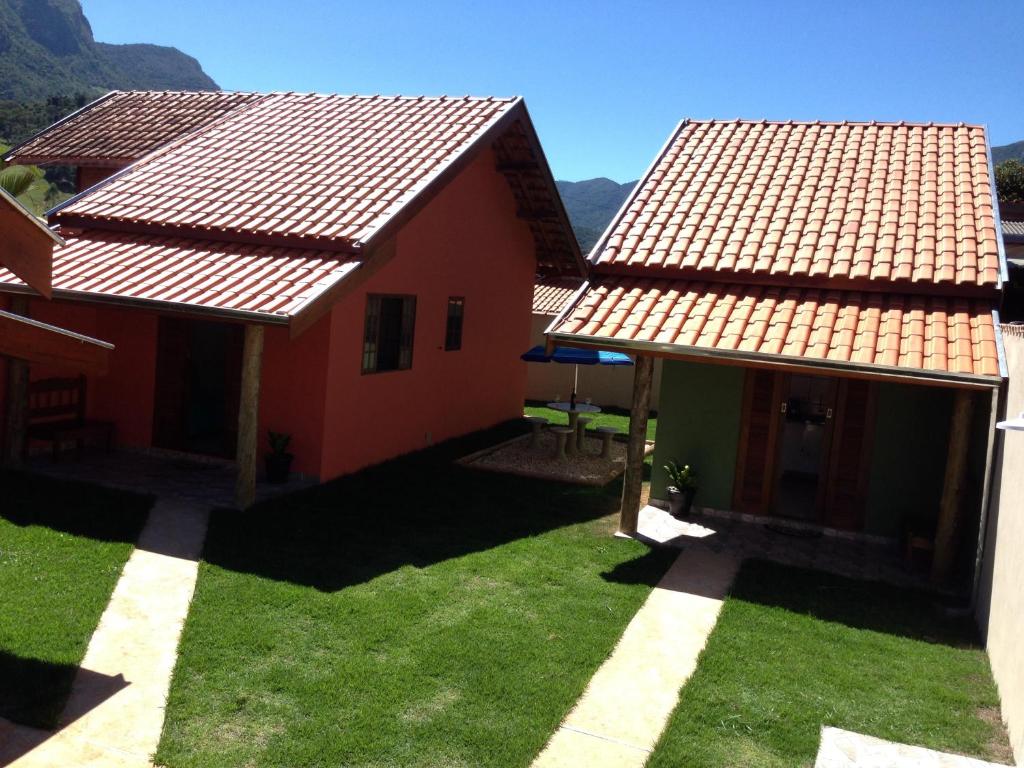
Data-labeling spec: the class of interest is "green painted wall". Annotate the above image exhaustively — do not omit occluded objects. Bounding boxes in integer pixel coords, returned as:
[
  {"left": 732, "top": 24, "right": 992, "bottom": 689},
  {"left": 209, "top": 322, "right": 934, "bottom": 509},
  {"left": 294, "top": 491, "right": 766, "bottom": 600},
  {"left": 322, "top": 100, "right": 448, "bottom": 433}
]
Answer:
[
  {"left": 864, "top": 382, "right": 953, "bottom": 537},
  {"left": 650, "top": 360, "right": 744, "bottom": 508},
  {"left": 651, "top": 364, "right": 992, "bottom": 543}
]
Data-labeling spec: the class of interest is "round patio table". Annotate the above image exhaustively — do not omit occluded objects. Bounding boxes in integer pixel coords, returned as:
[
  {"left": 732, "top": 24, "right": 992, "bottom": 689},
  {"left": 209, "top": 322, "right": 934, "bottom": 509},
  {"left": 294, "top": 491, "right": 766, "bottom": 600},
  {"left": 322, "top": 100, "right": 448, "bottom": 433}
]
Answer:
[{"left": 546, "top": 402, "right": 601, "bottom": 435}]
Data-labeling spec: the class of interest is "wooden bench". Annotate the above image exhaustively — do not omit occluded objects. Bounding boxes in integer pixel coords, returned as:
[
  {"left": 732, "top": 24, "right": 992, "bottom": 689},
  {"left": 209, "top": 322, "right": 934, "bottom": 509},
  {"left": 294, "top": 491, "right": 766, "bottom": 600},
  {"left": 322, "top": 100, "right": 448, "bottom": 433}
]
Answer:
[{"left": 27, "top": 376, "right": 115, "bottom": 460}]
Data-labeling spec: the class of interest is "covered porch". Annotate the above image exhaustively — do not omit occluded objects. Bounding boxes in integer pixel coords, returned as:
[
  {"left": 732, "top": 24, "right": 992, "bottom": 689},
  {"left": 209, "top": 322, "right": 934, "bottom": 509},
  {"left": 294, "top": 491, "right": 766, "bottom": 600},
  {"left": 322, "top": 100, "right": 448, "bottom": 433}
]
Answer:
[
  {"left": 19, "top": 446, "right": 317, "bottom": 507},
  {"left": 603, "top": 348, "right": 1001, "bottom": 589}
]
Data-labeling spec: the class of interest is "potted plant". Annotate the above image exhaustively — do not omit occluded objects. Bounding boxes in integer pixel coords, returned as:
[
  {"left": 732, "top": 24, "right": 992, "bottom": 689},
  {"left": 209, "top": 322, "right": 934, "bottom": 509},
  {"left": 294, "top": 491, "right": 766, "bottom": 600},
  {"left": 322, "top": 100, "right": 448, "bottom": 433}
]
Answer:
[
  {"left": 664, "top": 460, "right": 698, "bottom": 518},
  {"left": 265, "top": 431, "right": 294, "bottom": 484}
]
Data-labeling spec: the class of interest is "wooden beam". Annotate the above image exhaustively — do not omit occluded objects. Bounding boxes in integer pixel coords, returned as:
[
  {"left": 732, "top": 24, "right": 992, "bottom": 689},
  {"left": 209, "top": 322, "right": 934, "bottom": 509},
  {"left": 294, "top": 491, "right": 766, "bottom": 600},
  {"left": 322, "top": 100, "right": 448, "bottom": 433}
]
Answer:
[
  {"left": 931, "top": 389, "right": 974, "bottom": 584},
  {"left": 3, "top": 296, "right": 30, "bottom": 465},
  {"left": 0, "top": 199, "right": 55, "bottom": 298},
  {"left": 620, "top": 355, "right": 654, "bottom": 535},
  {"left": 234, "top": 324, "right": 264, "bottom": 510},
  {"left": 0, "top": 310, "right": 112, "bottom": 375}
]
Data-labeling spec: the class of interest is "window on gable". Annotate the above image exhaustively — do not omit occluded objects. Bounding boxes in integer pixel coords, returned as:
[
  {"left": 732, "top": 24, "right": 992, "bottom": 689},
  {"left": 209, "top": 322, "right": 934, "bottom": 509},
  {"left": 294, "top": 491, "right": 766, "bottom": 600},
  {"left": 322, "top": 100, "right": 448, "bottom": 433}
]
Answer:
[
  {"left": 445, "top": 297, "right": 464, "bottom": 351},
  {"left": 362, "top": 294, "right": 416, "bottom": 373}
]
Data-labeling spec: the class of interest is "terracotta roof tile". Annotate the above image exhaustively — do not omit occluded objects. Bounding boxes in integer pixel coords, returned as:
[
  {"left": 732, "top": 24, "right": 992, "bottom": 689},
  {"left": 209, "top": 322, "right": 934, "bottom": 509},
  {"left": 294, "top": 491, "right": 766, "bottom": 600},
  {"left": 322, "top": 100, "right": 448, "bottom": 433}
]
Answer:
[
  {"left": 593, "top": 120, "right": 1002, "bottom": 290},
  {"left": 533, "top": 275, "right": 582, "bottom": 314},
  {"left": 5, "top": 91, "right": 264, "bottom": 167},
  {"left": 57, "top": 93, "right": 517, "bottom": 247},
  {"left": 550, "top": 278, "right": 1000, "bottom": 380},
  {"left": 0, "top": 230, "right": 357, "bottom": 321}
]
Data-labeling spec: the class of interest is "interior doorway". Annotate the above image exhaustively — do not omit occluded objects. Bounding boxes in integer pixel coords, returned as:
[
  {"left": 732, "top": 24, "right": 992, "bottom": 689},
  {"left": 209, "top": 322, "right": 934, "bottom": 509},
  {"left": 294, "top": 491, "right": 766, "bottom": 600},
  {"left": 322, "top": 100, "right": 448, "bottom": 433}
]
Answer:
[
  {"left": 773, "top": 374, "right": 838, "bottom": 521},
  {"left": 733, "top": 369, "right": 875, "bottom": 530},
  {"left": 153, "top": 318, "right": 243, "bottom": 458}
]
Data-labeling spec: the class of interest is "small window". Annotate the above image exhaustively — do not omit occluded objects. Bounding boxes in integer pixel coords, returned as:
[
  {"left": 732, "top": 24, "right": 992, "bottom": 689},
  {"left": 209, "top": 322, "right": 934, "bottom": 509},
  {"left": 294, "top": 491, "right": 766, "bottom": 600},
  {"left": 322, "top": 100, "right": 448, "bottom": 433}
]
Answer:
[
  {"left": 445, "top": 297, "right": 464, "bottom": 351},
  {"left": 362, "top": 294, "right": 416, "bottom": 373}
]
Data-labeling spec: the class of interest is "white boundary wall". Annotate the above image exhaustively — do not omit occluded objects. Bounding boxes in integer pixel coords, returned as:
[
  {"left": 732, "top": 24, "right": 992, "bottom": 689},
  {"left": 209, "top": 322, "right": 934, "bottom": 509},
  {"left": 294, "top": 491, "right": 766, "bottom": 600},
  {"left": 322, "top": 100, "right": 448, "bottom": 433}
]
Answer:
[{"left": 978, "top": 326, "right": 1024, "bottom": 764}]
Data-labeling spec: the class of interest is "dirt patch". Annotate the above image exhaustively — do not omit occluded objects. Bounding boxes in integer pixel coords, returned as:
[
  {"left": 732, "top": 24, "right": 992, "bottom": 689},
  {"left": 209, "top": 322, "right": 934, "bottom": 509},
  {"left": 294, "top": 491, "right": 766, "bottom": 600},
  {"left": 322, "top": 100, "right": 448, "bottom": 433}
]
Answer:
[
  {"left": 458, "top": 432, "right": 652, "bottom": 486},
  {"left": 976, "top": 705, "right": 1014, "bottom": 764}
]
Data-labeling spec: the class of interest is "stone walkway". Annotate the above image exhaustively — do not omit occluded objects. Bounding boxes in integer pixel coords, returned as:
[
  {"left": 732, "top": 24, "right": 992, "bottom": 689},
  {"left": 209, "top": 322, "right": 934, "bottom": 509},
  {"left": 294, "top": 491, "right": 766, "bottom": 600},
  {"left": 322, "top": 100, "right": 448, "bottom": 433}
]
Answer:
[
  {"left": 26, "top": 448, "right": 316, "bottom": 508},
  {"left": 531, "top": 548, "right": 738, "bottom": 768},
  {"left": 0, "top": 499, "right": 208, "bottom": 768},
  {"left": 637, "top": 504, "right": 932, "bottom": 589},
  {"left": 815, "top": 727, "right": 1013, "bottom": 767}
]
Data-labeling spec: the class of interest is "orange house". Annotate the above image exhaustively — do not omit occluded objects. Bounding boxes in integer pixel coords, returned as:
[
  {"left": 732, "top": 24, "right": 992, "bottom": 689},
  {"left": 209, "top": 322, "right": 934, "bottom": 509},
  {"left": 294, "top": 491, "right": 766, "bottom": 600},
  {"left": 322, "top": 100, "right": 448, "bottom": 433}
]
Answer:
[{"left": 0, "top": 91, "right": 582, "bottom": 505}]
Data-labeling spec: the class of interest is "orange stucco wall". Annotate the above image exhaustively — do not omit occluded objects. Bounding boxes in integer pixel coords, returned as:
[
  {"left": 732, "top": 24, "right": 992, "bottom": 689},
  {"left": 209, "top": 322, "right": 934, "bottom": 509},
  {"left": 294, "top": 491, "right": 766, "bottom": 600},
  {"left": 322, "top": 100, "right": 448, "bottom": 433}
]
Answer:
[
  {"left": 2, "top": 147, "right": 538, "bottom": 480},
  {"left": 2, "top": 297, "right": 330, "bottom": 477},
  {"left": 318, "top": 148, "right": 536, "bottom": 479},
  {"left": 258, "top": 317, "right": 330, "bottom": 477},
  {"left": 8, "top": 299, "right": 159, "bottom": 447}
]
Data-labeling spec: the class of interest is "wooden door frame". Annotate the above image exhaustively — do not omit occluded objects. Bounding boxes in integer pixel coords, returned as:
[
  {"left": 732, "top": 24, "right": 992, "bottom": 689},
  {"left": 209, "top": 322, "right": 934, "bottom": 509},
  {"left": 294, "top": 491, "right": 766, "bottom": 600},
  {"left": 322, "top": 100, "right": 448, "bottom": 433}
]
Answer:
[
  {"left": 732, "top": 369, "right": 786, "bottom": 515},
  {"left": 734, "top": 368, "right": 874, "bottom": 527},
  {"left": 823, "top": 377, "right": 877, "bottom": 530}
]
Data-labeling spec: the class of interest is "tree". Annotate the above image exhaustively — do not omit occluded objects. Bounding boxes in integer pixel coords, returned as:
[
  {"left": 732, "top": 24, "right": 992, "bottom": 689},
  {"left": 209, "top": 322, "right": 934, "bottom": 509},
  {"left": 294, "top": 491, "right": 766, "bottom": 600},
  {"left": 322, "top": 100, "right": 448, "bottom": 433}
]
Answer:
[
  {"left": 995, "top": 159, "right": 1024, "bottom": 203},
  {"left": 0, "top": 143, "right": 65, "bottom": 216}
]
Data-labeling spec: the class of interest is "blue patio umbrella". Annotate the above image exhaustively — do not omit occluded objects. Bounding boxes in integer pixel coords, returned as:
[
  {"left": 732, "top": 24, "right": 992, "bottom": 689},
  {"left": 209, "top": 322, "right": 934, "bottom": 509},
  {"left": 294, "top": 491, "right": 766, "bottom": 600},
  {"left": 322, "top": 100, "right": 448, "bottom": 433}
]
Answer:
[{"left": 520, "top": 345, "right": 633, "bottom": 400}]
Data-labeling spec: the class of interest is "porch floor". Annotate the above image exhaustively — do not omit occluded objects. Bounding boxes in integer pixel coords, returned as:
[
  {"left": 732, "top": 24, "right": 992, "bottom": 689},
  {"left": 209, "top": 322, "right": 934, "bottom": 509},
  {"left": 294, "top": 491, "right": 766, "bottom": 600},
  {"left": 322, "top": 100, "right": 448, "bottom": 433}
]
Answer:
[
  {"left": 637, "top": 505, "right": 937, "bottom": 591},
  {"left": 24, "top": 448, "right": 318, "bottom": 508}
]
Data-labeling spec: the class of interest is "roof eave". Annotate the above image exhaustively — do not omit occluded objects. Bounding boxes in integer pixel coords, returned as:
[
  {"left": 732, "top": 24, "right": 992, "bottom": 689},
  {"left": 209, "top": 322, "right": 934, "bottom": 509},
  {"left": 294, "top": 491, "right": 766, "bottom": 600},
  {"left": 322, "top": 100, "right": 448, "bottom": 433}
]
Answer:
[
  {"left": 356, "top": 98, "right": 584, "bottom": 275},
  {"left": 985, "top": 126, "right": 1011, "bottom": 287},
  {"left": 0, "top": 283, "right": 292, "bottom": 326},
  {"left": 547, "top": 329, "right": 1002, "bottom": 390}
]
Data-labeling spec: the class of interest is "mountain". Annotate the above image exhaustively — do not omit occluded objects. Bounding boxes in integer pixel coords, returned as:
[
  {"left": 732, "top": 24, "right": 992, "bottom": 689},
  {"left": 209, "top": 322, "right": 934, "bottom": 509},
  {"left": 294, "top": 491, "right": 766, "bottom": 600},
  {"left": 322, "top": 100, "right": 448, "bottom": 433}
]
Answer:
[
  {"left": 993, "top": 141, "right": 1024, "bottom": 165},
  {"left": 0, "top": 0, "right": 217, "bottom": 103},
  {"left": 556, "top": 177, "right": 636, "bottom": 253}
]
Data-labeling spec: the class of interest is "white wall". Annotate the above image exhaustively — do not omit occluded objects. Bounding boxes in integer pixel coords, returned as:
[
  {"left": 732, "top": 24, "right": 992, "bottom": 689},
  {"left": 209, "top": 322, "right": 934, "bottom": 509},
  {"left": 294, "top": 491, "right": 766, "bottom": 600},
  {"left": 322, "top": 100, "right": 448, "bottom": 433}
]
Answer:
[
  {"left": 524, "top": 313, "right": 662, "bottom": 410},
  {"left": 978, "top": 328, "right": 1024, "bottom": 764}
]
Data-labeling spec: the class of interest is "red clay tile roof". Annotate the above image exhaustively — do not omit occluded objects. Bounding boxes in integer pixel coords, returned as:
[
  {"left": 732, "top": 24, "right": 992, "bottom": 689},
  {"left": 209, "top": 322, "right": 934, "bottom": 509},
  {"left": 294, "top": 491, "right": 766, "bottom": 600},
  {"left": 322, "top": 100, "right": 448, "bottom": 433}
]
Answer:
[
  {"left": 533, "top": 275, "right": 583, "bottom": 314},
  {"left": 0, "top": 230, "right": 358, "bottom": 322},
  {"left": 5, "top": 91, "right": 264, "bottom": 168},
  {"left": 0, "top": 92, "right": 581, "bottom": 324},
  {"left": 593, "top": 120, "right": 1003, "bottom": 290},
  {"left": 551, "top": 120, "right": 1005, "bottom": 382},
  {"left": 550, "top": 278, "right": 1000, "bottom": 380},
  {"left": 55, "top": 93, "right": 519, "bottom": 247}
]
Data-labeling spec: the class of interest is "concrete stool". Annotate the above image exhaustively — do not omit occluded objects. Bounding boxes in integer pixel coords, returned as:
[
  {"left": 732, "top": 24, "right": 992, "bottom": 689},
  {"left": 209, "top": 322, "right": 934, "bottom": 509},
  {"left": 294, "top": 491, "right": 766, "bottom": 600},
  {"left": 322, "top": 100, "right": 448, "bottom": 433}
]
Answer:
[
  {"left": 595, "top": 426, "right": 619, "bottom": 458},
  {"left": 524, "top": 415, "right": 548, "bottom": 448},
  {"left": 551, "top": 426, "right": 574, "bottom": 459},
  {"left": 576, "top": 417, "right": 593, "bottom": 452}
]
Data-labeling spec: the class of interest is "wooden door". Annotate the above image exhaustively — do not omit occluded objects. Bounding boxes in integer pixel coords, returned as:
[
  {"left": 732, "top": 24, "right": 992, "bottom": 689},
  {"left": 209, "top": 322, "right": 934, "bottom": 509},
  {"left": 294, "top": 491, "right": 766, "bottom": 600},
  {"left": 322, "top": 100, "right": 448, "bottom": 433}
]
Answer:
[
  {"left": 733, "top": 369, "right": 784, "bottom": 514},
  {"left": 824, "top": 378, "right": 876, "bottom": 530}
]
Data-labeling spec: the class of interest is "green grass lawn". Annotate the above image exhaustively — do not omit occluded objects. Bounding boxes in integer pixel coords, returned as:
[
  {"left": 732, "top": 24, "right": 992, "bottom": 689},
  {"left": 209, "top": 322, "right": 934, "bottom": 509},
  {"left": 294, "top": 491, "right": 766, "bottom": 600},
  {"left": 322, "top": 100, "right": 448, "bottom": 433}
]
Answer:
[
  {"left": 0, "top": 471, "right": 151, "bottom": 728},
  {"left": 524, "top": 401, "right": 658, "bottom": 441},
  {"left": 647, "top": 559, "right": 1011, "bottom": 768},
  {"left": 156, "top": 422, "right": 675, "bottom": 768}
]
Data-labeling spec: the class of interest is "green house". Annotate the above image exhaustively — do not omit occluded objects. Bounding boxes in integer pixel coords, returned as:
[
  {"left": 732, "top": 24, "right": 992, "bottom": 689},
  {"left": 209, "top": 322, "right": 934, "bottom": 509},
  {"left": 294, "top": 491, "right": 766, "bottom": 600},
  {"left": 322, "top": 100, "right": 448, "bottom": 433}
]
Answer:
[{"left": 550, "top": 119, "right": 1007, "bottom": 587}]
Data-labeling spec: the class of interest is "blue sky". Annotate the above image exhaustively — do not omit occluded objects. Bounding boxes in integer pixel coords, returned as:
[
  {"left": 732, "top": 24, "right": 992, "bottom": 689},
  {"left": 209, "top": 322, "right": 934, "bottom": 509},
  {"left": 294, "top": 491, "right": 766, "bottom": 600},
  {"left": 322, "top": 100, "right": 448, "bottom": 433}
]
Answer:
[{"left": 82, "top": 0, "right": 1023, "bottom": 183}]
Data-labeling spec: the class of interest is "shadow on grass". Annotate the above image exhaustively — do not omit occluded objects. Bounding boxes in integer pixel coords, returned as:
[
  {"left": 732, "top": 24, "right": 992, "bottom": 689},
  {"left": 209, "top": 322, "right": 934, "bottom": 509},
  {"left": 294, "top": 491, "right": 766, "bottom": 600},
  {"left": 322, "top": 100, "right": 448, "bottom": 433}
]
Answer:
[
  {"left": 731, "top": 559, "right": 981, "bottom": 647},
  {"left": 202, "top": 421, "right": 635, "bottom": 591},
  {"left": 0, "top": 471, "right": 152, "bottom": 543}
]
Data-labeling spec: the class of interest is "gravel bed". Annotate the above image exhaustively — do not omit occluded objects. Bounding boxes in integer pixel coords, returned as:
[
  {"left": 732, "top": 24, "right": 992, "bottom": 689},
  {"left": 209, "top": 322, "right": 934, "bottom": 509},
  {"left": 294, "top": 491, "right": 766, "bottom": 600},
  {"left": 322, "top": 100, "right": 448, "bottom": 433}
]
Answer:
[{"left": 460, "top": 431, "right": 631, "bottom": 486}]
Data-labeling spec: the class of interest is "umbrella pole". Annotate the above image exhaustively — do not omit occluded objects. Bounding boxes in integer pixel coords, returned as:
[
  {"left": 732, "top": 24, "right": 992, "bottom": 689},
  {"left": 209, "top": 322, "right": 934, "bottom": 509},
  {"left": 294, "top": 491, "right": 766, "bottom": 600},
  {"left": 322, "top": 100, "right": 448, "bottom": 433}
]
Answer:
[{"left": 573, "top": 364, "right": 579, "bottom": 398}]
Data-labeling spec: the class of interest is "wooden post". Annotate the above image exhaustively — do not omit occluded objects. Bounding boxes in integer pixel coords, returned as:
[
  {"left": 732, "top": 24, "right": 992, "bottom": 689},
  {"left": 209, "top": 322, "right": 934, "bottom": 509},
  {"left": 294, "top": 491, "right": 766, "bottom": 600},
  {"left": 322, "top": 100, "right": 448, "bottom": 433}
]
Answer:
[
  {"left": 931, "top": 389, "right": 974, "bottom": 585},
  {"left": 4, "top": 296, "right": 30, "bottom": 466},
  {"left": 619, "top": 354, "right": 654, "bottom": 536},
  {"left": 234, "top": 324, "right": 264, "bottom": 510}
]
